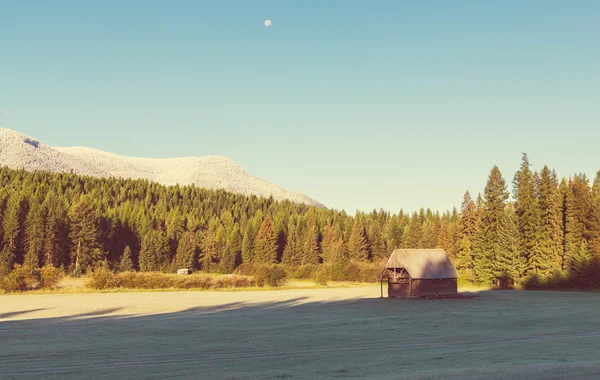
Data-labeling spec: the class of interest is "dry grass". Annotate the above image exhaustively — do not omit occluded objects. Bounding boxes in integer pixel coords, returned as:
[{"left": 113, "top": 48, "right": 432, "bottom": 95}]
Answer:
[{"left": 2, "top": 288, "right": 600, "bottom": 379}]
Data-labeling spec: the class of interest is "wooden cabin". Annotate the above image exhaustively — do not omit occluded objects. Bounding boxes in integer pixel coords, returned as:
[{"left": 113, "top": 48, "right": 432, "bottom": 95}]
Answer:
[{"left": 380, "top": 249, "right": 459, "bottom": 299}]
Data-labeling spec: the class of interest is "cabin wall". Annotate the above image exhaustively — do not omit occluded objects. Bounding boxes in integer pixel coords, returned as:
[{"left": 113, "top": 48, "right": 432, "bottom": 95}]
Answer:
[
  {"left": 387, "top": 277, "right": 411, "bottom": 298},
  {"left": 411, "top": 278, "right": 457, "bottom": 298}
]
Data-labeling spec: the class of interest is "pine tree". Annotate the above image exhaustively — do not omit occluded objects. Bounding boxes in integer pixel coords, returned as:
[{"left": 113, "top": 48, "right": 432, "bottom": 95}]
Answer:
[
  {"left": 119, "top": 245, "right": 135, "bottom": 272},
  {"left": 589, "top": 171, "right": 600, "bottom": 255},
  {"left": 403, "top": 212, "right": 423, "bottom": 249},
  {"left": 348, "top": 218, "right": 369, "bottom": 262},
  {"left": 384, "top": 217, "right": 402, "bottom": 251},
  {"left": 302, "top": 226, "right": 320, "bottom": 265},
  {"left": 456, "top": 191, "right": 477, "bottom": 280},
  {"left": 173, "top": 231, "right": 197, "bottom": 270},
  {"left": 282, "top": 222, "right": 301, "bottom": 265},
  {"left": 473, "top": 166, "right": 509, "bottom": 285},
  {"left": 200, "top": 230, "right": 221, "bottom": 271},
  {"left": 139, "top": 230, "right": 169, "bottom": 272},
  {"left": 253, "top": 216, "right": 278, "bottom": 264},
  {"left": 538, "top": 166, "right": 564, "bottom": 273},
  {"left": 0, "top": 246, "right": 14, "bottom": 276},
  {"left": 23, "top": 196, "right": 45, "bottom": 271},
  {"left": 558, "top": 178, "right": 569, "bottom": 269},
  {"left": 241, "top": 230, "right": 253, "bottom": 263},
  {"left": 2, "top": 193, "right": 22, "bottom": 264},
  {"left": 320, "top": 223, "right": 338, "bottom": 263},
  {"left": 221, "top": 226, "right": 241, "bottom": 273},
  {"left": 368, "top": 222, "right": 386, "bottom": 259},
  {"left": 496, "top": 204, "right": 525, "bottom": 284},
  {"left": 43, "top": 191, "right": 68, "bottom": 267},
  {"left": 513, "top": 154, "right": 543, "bottom": 276},
  {"left": 330, "top": 237, "right": 348, "bottom": 263},
  {"left": 69, "top": 196, "right": 102, "bottom": 272},
  {"left": 564, "top": 174, "right": 592, "bottom": 269},
  {"left": 437, "top": 214, "right": 453, "bottom": 253}
]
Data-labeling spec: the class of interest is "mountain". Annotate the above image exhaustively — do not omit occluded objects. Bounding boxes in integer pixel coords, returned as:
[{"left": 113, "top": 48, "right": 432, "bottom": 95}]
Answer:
[{"left": 0, "top": 128, "right": 323, "bottom": 207}]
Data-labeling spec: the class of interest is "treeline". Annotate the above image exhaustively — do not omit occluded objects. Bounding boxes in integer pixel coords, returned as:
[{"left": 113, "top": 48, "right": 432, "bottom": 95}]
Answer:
[
  {"left": 457, "top": 154, "right": 600, "bottom": 287},
  {"left": 1, "top": 154, "right": 600, "bottom": 288},
  {"left": 0, "top": 167, "right": 458, "bottom": 278}
]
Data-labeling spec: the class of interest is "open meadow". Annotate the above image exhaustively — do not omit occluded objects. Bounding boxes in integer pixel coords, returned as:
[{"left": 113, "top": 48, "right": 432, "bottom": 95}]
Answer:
[{"left": 2, "top": 287, "right": 600, "bottom": 379}]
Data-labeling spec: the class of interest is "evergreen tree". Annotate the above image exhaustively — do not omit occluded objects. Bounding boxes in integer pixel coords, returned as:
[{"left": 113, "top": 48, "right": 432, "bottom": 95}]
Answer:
[
  {"left": 2, "top": 193, "right": 22, "bottom": 263},
  {"left": 139, "top": 230, "right": 169, "bottom": 272},
  {"left": 200, "top": 230, "right": 221, "bottom": 271},
  {"left": 348, "top": 218, "right": 369, "bottom": 262},
  {"left": 0, "top": 246, "right": 14, "bottom": 276},
  {"left": 23, "top": 196, "right": 45, "bottom": 270},
  {"left": 302, "top": 226, "right": 320, "bottom": 265},
  {"left": 69, "top": 196, "right": 102, "bottom": 272},
  {"left": 173, "top": 231, "right": 197, "bottom": 270},
  {"left": 221, "top": 226, "right": 241, "bottom": 273},
  {"left": 403, "top": 212, "right": 423, "bottom": 249},
  {"left": 282, "top": 222, "right": 301, "bottom": 265},
  {"left": 43, "top": 191, "right": 68, "bottom": 267},
  {"left": 456, "top": 191, "right": 477, "bottom": 280},
  {"left": 564, "top": 174, "right": 592, "bottom": 269},
  {"left": 513, "top": 154, "right": 543, "bottom": 276},
  {"left": 558, "top": 178, "right": 569, "bottom": 269},
  {"left": 368, "top": 222, "right": 386, "bottom": 259},
  {"left": 384, "top": 217, "right": 402, "bottom": 250},
  {"left": 330, "top": 237, "right": 348, "bottom": 263},
  {"left": 320, "top": 223, "right": 338, "bottom": 263},
  {"left": 538, "top": 166, "right": 564, "bottom": 272},
  {"left": 496, "top": 204, "right": 525, "bottom": 284},
  {"left": 241, "top": 230, "right": 253, "bottom": 263},
  {"left": 119, "top": 245, "right": 135, "bottom": 272},
  {"left": 253, "top": 216, "right": 278, "bottom": 264},
  {"left": 473, "top": 166, "right": 509, "bottom": 284},
  {"left": 589, "top": 171, "right": 600, "bottom": 255}
]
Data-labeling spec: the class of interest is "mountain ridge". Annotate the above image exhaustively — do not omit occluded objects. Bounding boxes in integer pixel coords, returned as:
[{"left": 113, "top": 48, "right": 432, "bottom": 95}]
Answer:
[{"left": 0, "top": 128, "right": 323, "bottom": 207}]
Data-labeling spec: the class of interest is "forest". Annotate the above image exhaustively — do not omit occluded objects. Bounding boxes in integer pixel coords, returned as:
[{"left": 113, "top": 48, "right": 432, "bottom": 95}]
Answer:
[{"left": 1, "top": 153, "right": 599, "bottom": 288}]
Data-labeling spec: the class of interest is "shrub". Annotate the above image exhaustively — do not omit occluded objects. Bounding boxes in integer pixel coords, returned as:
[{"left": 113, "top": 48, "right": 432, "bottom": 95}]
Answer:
[
  {"left": 255, "top": 265, "right": 287, "bottom": 287},
  {"left": 86, "top": 266, "right": 117, "bottom": 290},
  {"left": 234, "top": 263, "right": 260, "bottom": 277},
  {"left": 523, "top": 273, "right": 544, "bottom": 290},
  {"left": 311, "top": 266, "right": 329, "bottom": 285},
  {"left": 0, "top": 265, "right": 38, "bottom": 292},
  {"left": 39, "top": 265, "right": 63, "bottom": 288},
  {"left": 84, "top": 270, "right": 257, "bottom": 290},
  {"left": 284, "top": 264, "right": 318, "bottom": 280}
]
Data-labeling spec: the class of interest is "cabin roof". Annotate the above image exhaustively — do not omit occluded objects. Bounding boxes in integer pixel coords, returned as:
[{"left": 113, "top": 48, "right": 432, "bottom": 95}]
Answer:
[{"left": 384, "top": 249, "right": 459, "bottom": 279}]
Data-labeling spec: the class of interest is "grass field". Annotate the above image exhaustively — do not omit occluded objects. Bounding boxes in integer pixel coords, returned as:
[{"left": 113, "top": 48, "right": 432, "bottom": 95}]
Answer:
[{"left": 2, "top": 287, "right": 600, "bottom": 379}]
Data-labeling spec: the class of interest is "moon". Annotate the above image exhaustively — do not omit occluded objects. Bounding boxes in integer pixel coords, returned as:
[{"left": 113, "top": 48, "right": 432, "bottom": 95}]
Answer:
[{"left": 264, "top": 20, "right": 272, "bottom": 27}]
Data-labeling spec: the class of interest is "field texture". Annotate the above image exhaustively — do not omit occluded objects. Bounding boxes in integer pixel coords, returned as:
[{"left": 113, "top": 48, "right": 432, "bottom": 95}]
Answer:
[{"left": 2, "top": 287, "right": 600, "bottom": 379}]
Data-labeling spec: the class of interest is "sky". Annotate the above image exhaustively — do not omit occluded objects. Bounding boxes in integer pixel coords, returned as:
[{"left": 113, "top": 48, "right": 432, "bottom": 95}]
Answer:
[{"left": 1, "top": 1, "right": 599, "bottom": 214}]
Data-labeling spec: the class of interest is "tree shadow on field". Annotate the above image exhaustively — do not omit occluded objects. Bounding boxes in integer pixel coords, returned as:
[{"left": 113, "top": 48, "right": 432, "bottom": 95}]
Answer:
[
  {"left": 2, "top": 290, "right": 600, "bottom": 380},
  {"left": 65, "top": 307, "right": 125, "bottom": 319},
  {"left": 0, "top": 308, "right": 51, "bottom": 320}
]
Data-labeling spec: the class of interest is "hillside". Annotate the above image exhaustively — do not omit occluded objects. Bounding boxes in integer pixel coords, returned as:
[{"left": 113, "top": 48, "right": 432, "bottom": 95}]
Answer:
[{"left": 0, "top": 128, "right": 322, "bottom": 207}]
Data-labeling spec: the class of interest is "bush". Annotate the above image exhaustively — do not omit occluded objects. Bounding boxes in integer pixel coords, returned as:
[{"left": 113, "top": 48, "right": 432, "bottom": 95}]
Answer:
[
  {"left": 234, "top": 263, "right": 260, "bottom": 277},
  {"left": 86, "top": 266, "right": 117, "bottom": 290},
  {"left": 0, "top": 265, "right": 38, "bottom": 292},
  {"left": 311, "top": 266, "right": 329, "bottom": 285},
  {"left": 254, "top": 266, "right": 287, "bottom": 287},
  {"left": 85, "top": 270, "right": 257, "bottom": 290},
  {"left": 39, "top": 265, "right": 63, "bottom": 288},
  {"left": 287, "top": 265, "right": 319, "bottom": 280},
  {"left": 310, "top": 262, "right": 381, "bottom": 283}
]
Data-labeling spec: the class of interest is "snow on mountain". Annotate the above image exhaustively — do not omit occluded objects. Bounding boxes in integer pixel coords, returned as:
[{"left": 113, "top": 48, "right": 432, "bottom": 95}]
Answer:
[{"left": 0, "top": 128, "right": 323, "bottom": 207}]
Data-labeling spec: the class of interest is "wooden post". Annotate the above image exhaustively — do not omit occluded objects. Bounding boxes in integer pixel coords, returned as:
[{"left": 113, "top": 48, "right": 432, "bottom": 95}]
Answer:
[{"left": 380, "top": 279, "right": 383, "bottom": 298}]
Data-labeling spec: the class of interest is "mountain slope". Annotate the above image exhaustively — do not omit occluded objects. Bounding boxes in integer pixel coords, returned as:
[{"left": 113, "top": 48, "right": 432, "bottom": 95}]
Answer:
[{"left": 0, "top": 128, "right": 323, "bottom": 207}]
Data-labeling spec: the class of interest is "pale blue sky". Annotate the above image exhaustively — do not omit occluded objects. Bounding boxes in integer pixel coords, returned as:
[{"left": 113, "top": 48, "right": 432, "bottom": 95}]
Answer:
[{"left": 1, "top": 1, "right": 599, "bottom": 213}]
